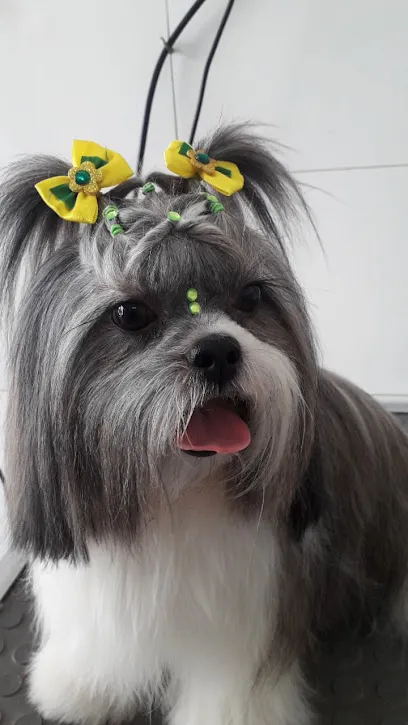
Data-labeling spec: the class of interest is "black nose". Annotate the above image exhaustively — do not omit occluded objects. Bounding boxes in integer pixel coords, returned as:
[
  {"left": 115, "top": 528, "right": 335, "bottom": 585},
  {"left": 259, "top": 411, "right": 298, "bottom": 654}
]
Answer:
[{"left": 189, "top": 334, "right": 242, "bottom": 385}]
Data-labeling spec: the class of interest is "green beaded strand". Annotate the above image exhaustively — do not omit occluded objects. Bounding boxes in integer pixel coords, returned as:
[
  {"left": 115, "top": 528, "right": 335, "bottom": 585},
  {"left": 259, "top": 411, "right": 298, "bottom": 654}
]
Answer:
[
  {"left": 186, "top": 288, "right": 198, "bottom": 302},
  {"left": 189, "top": 301, "right": 201, "bottom": 315},
  {"left": 186, "top": 288, "right": 201, "bottom": 315}
]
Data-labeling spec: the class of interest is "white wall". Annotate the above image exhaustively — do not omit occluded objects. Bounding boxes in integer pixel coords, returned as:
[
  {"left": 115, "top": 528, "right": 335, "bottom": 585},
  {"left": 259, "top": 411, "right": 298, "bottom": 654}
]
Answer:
[
  {"left": 170, "top": 0, "right": 408, "bottom": 170},
  {"left": 0, "top": 0, "right": 407, "bottom": 585},
  {"left": 0, "top": 1, "right": 172, "bottom": 169},
  {"left": 168, "top": 0, "right": 408, "bottom": 404}
]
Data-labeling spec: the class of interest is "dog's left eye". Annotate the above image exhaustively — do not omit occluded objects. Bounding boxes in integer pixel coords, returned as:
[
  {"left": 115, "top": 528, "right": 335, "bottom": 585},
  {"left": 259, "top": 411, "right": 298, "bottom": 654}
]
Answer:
[
  {"left": 111, "top": 301, "right": 156, "bottom": 331},
  {"left": 236, "top": 284, "right": 262, "bottom": 313}
]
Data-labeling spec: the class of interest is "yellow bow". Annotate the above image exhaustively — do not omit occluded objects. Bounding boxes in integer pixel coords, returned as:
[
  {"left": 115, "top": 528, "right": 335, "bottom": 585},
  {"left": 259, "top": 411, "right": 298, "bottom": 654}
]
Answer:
[
  {"left": 35, "top": 140, "right": 133, "bottom": 224},
  {"left": 164, "top": 140, "right": 244, "bottom": 197}
]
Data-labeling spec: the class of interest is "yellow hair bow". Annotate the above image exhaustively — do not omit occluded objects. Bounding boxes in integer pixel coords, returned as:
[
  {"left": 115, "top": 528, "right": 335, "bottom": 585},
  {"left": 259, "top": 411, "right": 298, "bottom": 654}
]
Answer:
[
  {"left": 164, "top": 140, "right": 244, "bottom": 197},
  {"left": 35, "top": 140, "right": 133, "bottom": 224}
]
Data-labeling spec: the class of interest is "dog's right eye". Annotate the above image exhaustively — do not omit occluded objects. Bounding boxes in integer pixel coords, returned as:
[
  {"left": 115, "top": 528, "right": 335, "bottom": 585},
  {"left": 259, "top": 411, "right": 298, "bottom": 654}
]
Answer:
[
  {"left": 236, "top": 284, "right": 262, "bottom": 313},
  {"left": 111, "top": 301, "right": 156, "bottom": 331}
]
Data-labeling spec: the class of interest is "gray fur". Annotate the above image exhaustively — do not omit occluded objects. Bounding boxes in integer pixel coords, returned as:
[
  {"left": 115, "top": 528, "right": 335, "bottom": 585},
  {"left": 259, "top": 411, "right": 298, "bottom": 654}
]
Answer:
[{"left": 1, "top": 123, "right": 408, "bottom": 673}]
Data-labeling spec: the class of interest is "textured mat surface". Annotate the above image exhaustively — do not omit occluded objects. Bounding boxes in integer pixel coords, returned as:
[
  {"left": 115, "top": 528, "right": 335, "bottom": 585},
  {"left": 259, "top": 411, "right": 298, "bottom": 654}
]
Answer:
[
  {"left": 310, "top": 627, "right": 408, "bottom": 724},
  {"left": 0, "top": 578, "right": 407, "bottom": 725}
]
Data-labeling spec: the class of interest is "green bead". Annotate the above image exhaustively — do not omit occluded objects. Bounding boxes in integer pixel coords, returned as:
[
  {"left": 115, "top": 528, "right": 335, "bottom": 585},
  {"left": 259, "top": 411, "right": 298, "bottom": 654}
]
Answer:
[
  {"left": 75, "top": 170, "right": 91, "bottom": 186},
  {"left": 189, "top": 302, "right": 201, "bottom": 316},
  {"left": 168, "top": 211, "right": 181, "bottom": 222},
  {"left": 195, "top": 152, "right": 210, "bottom": 165},
  {"left": 103, "top": 205, "right": 118, "bottom": 220},
  {"left": 210, "top": 202, "right": 224, "bottom": 213},
  {"left": 110, "top": 224, "right": 123, "bottom": 237},
  {"left": 206, "top": 193, "right": 217, "bottom": 202},
  {"left": 186, "top": 288, "right": 198, "bottom": 302},
  {"left": 142, "top": 182, "right": 155, "bottom": 194}
]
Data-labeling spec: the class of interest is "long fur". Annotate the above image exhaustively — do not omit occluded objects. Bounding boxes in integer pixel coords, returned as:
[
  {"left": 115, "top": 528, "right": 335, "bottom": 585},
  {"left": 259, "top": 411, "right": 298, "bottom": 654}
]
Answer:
[{"left": 1, "top": 124, "right": 408, "bottom": 725}]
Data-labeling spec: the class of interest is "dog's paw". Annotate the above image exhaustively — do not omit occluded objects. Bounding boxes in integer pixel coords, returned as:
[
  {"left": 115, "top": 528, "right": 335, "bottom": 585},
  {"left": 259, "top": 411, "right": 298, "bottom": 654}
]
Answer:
[{"left": 29, "top": 643, "right": 121, "bottom": 725}]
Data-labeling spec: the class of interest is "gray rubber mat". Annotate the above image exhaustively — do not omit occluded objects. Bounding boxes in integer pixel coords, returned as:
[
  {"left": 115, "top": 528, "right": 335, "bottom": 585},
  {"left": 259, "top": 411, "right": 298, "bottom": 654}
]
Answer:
[
  {"left": 0, "top": 578, "right": 407, "bottom": 725},
  {"left": 310, "top": 627, "right": 408, "bottom": 724}
]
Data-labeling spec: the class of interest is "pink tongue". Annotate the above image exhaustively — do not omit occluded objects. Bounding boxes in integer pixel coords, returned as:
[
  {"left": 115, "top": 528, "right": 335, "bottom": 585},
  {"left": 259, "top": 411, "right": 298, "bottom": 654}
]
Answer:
[{"left": 178, "top": 403, "right": 251, "bottom": 454}]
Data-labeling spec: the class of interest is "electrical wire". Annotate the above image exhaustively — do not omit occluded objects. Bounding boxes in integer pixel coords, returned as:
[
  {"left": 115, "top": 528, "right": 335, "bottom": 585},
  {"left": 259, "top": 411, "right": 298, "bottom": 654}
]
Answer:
[
  {"left": 188, "top": 0, "right": 235, "bottom": 145},
  {"left": 164, "top": 0, "right": 179, "bottom": 139},
  {"left": 137, "top": 0, "right": 207, "bottom": 174},
  {"left": 137, "top": 0, "right": 235, "bottom": 174}
]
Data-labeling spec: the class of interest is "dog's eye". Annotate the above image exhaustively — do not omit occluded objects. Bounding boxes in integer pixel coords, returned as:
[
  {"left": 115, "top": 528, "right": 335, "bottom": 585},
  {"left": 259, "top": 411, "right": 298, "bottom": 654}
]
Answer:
[
  {"left": 111, "top": 301, "right": 156, "bottom": 331},
  {"left": 236, "top": 284, "right": 262, "bottom": 313}
]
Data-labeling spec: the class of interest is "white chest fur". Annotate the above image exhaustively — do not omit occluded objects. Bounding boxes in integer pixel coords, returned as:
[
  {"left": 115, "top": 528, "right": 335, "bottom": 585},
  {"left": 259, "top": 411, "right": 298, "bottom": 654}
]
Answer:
[
  {"left": 28, "top": 479, "right": 309, "bottom": 725},
  {"left": 30, "top": 481, "right": 278, "bottom": 699}
]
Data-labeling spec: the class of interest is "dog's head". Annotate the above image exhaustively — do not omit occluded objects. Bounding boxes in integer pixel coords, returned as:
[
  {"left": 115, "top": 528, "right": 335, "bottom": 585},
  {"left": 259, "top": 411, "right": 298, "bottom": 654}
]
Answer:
[{"left": 0, "top": 125, "right": 318, "bottom": 561}]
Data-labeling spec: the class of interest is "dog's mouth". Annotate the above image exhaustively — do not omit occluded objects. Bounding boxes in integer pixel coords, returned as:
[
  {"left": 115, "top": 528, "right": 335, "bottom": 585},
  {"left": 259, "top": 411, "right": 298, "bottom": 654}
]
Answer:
[{"left": 177, "top": 398, "right": 251, "bottom": 457}]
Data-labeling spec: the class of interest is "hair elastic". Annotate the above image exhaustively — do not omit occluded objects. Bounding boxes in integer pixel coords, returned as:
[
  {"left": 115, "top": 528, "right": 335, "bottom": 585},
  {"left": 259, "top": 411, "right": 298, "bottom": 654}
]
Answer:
[
  {"left": 142, "top": 182, "right": 156, "bottom": 195},
  {"left": 103, "top": 204, "right": 124, "bottom": 237},
  {"left": 205, "top": 193, "right": 224, "bottom": 214},
  {"left": 168, "top": 211, "right": 181, "bottom": 222},
  {"left": 103, "top": 204, "right": 118, "bottom": 221}
]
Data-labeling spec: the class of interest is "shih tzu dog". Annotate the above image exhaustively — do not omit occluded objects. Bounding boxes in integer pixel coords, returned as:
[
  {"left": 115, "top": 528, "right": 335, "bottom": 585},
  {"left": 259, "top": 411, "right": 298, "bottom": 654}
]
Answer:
[{"left": 1, "top": 124, "right": 408, "bottom": 725}]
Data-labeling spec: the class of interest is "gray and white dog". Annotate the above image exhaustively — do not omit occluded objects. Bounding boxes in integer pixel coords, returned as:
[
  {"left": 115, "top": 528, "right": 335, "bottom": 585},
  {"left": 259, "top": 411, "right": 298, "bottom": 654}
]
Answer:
[{"left": 1, "top": 125, "right": 408, "bottom": 725}]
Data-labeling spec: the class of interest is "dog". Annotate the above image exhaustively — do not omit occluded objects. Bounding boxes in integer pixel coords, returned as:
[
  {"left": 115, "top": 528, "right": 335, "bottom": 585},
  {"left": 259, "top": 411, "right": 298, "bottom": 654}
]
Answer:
[{"left": 0, "top": 124, "right": 408, "bottom": 725}]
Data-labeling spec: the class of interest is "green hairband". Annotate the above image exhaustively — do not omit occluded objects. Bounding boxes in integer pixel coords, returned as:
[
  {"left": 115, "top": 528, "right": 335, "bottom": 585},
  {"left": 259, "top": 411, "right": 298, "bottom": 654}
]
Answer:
[
  {"left": 205, "top": 193, "right": 224, "bottom": 214},
  {"left": 142, "top": 182, "right": 156, "bottom": 195}
]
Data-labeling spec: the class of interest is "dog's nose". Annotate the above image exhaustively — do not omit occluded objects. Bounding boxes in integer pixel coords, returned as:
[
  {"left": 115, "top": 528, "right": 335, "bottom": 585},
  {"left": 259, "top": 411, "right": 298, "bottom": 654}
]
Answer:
[{"left": 189, "top": 334, "right": 242, "bottom": 385}]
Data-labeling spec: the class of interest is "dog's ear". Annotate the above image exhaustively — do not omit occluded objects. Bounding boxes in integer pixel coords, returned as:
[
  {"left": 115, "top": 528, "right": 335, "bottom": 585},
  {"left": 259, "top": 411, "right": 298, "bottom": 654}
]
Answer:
[
  {"left": 0, "top": 155, "right": 87, "bottom": 562},
  {"left": 201, "top": 123, "right": 314, "bottom": 254},
  {"left": 5, "top": 395, "right": 80, "bottom": 562},
  {"left": 0, "top": 155, "right": 79, "bottom": 312}
]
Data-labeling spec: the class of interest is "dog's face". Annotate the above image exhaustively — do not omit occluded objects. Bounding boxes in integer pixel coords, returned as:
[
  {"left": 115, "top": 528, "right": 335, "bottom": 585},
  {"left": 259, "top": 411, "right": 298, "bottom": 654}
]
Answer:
[
  {"left": 0, "top": 127, "right": 318, "bottom": 559},
  {"left": 75, "top": 202, "right": 305, "bottom": 472}
]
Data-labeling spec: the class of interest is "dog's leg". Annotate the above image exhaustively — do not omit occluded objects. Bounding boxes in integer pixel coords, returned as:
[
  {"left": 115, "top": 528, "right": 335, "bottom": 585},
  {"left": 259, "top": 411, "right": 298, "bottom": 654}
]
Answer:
[
  {"left": 168, "top": 662, "right": 311, "bottom": 725},
  {"left": 28, "top": 556, "right": 162, "bottom": 725},
  {"left": 29, "top": 641, "right": 128, "bottom": 725},
  {"left": 29, "top": 633, "right": 157, "bottom": 725}
]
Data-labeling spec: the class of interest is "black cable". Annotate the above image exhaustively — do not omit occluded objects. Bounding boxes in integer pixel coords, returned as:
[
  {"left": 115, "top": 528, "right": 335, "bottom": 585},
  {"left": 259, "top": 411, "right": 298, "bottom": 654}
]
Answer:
[
  {"left": 188, "top": 0, "right": 235, "bottom": 145},
  {"left": 137, "top": 0, "right": 235, "bottom": 174},
  {"left": 137, "top": 0, "right": 207, "bottom": 174}
]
